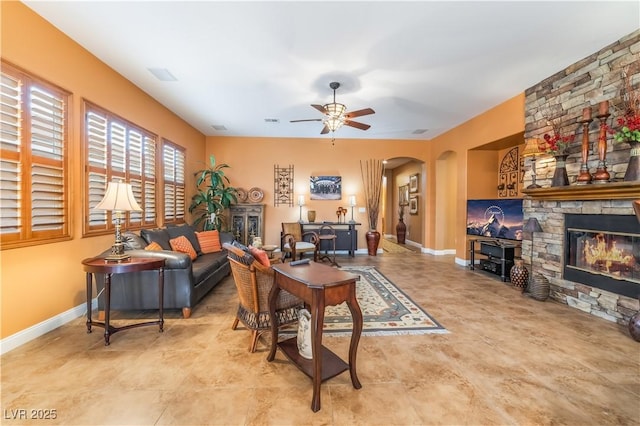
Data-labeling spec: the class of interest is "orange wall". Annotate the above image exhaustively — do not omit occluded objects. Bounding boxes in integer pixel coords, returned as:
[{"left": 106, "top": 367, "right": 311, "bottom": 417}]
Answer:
[
  {"left": 0, "top": 2, "right": 207, "bottom": 339},
  {"left": 1, "top": 2, "right": 526, "bottom": 342},
  {"left": 205, "top": 137, "right": 431, "bottom": 249}
]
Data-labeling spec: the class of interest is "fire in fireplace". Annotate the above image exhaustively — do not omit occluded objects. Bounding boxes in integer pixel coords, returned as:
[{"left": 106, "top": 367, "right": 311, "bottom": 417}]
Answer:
[{"left": 565, "top": 214, "right": 639, "bottom": 298}]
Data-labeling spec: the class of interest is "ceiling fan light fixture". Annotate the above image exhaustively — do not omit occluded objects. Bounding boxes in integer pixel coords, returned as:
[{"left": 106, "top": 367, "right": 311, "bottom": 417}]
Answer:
[
  {"left": 325, "top": 103, "right": 346, "bottom": 118},
  {"left": 325, "top": 116, "right": 344, "bottom": 132}
]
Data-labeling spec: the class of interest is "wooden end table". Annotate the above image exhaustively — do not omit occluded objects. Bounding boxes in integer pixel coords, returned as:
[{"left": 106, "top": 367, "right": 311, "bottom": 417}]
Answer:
[
  {"left": 82, "top": 256, "right": 165, "bottom": 345},
  {"left": 267, "top": 261, "right": 362, "bottom": 412}
]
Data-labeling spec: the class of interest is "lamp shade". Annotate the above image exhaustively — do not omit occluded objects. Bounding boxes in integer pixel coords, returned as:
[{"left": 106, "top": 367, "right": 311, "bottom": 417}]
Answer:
[
  {"left": 325, "top": 102, "right": 346, "bottom": 117},
  {"left": 325, "top": 116, "right": 345, "bottom": 132},
  {"left": 522, "top": 138, "right": 542, "bottom": 157},
  {"left": 524, "top": 217, "right": 543, "bottom": 233},
  {"left": 297, "top": 195, "right": 305, "bottom": 206},
  {"left": 94, "top": 181, "right": 142, "bottom": 212},
  {"left": 349, "top": 195, "right": 357, "bottom": 206}
]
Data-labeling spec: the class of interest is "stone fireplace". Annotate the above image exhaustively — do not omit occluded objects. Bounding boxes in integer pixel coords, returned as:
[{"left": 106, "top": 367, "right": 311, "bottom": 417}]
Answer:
[
  {"left": 564, "top": 213, "right": 639, "bottom": 298},
  {"left": 522, "top": 184, "right": 639, "bottom": 325}
]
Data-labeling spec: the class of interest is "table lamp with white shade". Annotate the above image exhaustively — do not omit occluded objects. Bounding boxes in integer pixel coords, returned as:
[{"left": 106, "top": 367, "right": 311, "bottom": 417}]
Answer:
[
  {"left": 348, "top": 195, "right": 357, "bottom": 223},
  {"left": 94, "top": 180, "right": 143, "bottom": 262},
  {"left": 298, "top": 195, "right": 305, "bottom": 223}
]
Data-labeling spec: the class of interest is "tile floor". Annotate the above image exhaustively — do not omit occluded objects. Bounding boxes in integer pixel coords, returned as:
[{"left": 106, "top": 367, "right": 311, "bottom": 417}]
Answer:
[{"left": 2, "top": 250, "right": 639, "bottom": 425}]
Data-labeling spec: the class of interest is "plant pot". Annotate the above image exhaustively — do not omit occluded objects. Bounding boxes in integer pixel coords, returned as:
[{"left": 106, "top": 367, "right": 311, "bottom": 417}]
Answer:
[
  {"left": 396, "top": 219, "right": 406, "bottom": 244},
  {"left": 528, "top": 274, "right": 550, "bottom": 301},
  {"left": 307, "top": 210, "right": 316, "bottom": 223},
  {"left": 509, "top": 258, "right": 529, "bottom": 291},
  {"left": 365, "top": 230, "right": 381, "bottom": 256}
]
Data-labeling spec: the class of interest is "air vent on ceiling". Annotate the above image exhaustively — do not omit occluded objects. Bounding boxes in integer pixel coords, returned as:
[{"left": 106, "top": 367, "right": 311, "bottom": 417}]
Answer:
[
  {"left": 412, "top": 129, "right": 428, "bottom": 134},
  {"left": 264, "top": 118, "right": 280, "bottom": 123},
  {"left": 147, "top": 68, "right": 177, "bottom": 82},
  {"left": 211, "top": 125, "right": 227, "bottom": 131}
]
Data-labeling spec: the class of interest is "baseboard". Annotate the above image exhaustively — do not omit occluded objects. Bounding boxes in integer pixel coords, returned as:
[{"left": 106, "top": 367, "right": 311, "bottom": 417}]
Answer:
[
  {"left": 0, "top": 299, "right": 97, "bottom": 355},
  {"left": 455, "top": 257, "right": 471, "bottom": 267},
  {"left": 422, "top": 247, "right": 456, "bottom": 255}
]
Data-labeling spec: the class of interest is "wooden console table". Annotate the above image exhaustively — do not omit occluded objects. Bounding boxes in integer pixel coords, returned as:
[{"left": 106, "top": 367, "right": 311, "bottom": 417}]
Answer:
[
  {"left": 267, "top": 261, "right": 362, "bottom": 412},
  {"left": 82, "top": 257, "right": 165, "bottom": 345},
  {"left": 301, "top": 222, "right": 360, "bottom": 256}
]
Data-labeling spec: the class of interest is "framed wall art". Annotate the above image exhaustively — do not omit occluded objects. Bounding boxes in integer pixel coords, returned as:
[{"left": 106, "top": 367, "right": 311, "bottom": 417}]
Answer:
[
  {"left": 409, "top": 173, "right": 419, "bottom": 193},
  {"left": 409, "top": 196, "right": 419, "bottom": 215},
  {"left": 399, "top": 184, "right": 409, "bottom": 206},
  {"left": 310, "top": 176, "right": 342, "bottom": 200}
]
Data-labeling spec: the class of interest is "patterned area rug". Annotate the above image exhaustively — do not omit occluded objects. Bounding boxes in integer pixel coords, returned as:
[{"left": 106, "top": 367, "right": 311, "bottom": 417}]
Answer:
[{"left": 320, "top": 266, "right": 447, "bottom": 336}]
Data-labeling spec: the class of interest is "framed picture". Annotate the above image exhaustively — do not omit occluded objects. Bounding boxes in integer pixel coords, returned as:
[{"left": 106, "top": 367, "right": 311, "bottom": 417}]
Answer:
[
  {"left": 409, "top": 173, "right": 419, "bottom": 193},
  {"left": 399, "top": 184, "right": 409, "bottom": 206},
  {"left": 409, "top": 196, "right": 418, "bottom": 215},
  {"left": 310, "top": 176, "right": 342, "bottom": 200}
]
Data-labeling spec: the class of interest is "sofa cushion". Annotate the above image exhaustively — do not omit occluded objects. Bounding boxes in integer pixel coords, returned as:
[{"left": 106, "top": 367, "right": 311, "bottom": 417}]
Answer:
[
  {"left": 140, "top": 228, "right": 172, "bottom": 250},
  {"left": 192, "top": 251, "right": 229, "bottom": 283},
  {"left": 144, "top": 241, "right": 163, "bottom": 251},
  {"left": 123, "top": 231, "right": 148, "bottom": 250},
  {"left": 167, "top": 224, "right": 202, "bottom": 255},
  {"left": 169, "top": 236, "right": 198, "bottom": 260},
  {"left": 196, "top": 230, "right": 222, "bottom": 254}
]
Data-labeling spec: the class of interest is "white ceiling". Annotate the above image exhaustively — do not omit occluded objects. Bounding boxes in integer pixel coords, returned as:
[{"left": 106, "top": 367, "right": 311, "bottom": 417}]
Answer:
[{"left": 23, "top": 1, "right": 640, "bottom": 141}]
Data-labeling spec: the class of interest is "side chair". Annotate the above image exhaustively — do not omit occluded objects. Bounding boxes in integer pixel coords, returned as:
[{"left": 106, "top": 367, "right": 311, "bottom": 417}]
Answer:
[
  {"left": 281, "top": 222, "right": 319, "bottom": 261},
  {"left": 224, "top": 243, "right": 303, "bottom": 352}
]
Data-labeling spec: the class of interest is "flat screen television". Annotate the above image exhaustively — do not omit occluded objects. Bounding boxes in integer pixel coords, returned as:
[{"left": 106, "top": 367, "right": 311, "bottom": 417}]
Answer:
[{"left": 466, "top": 199, "right": 524, "bottom": 241}]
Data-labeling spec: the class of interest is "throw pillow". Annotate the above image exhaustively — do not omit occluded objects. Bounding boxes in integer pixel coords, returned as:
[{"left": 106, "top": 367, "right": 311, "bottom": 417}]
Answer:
[
  {"left": 169, "top": 235, "right": 198, "bottom": 260},
  {"left": 196, "top": 230, "right": 222, "bottom": 254},
  {"left": 144, "top": 241, "right": 163, "bottom": 251},
  {"left": 248, "top": 246, "right": 270, "bottom": 266},
  {"left": 140, "top": 228, "right": 172, "bottom": 250},
  {"left": 167, "top": 224, "right": 202, "bottom": 255}
]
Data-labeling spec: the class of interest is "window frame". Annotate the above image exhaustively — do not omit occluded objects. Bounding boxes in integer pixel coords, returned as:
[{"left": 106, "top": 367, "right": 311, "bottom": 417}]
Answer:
[
  {"left": 162, "top": 139, "right": 186, "bottom": 225},
  {"left": 0, "top": 60, "right": 71, "bottom": 250}
]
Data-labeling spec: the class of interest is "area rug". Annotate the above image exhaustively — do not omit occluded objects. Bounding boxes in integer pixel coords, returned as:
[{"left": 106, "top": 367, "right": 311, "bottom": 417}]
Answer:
[{"left": 309, "top": 266, "right": 447, "bottom": 336}]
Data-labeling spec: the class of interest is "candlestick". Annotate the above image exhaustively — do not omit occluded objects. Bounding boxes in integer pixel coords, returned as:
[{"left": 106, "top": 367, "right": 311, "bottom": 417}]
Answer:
[
  {"left": 576, "top": 117, "right": 593, "bottom": 185},
  {"left": 598, "top": 100, "right": 609, "bottom": 116},
  {"left": 592, "top": 111, "right": 611, "bottom": 183}
]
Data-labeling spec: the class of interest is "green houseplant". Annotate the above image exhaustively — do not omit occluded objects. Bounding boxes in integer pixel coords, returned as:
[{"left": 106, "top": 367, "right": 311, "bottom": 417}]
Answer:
[{"left": 189, "top": 155, "right": 238, "bottom": 231}]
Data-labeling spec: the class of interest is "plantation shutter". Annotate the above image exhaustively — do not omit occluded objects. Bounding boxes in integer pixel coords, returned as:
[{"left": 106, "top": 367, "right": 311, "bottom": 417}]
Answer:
[
  {"left": 83, "top": 102, "right": 157, "bottom": 236},
  {"left": 1, "top": 62, "right": 70, "bottom": 248},
  {"left": 163, "top": 141, "right": 185, "bottom": 224}
]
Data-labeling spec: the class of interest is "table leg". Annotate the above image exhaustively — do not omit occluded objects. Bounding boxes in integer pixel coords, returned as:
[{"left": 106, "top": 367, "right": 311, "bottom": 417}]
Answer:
[
  {"left": 310, "top": 290, "right": 325, "bottom": 412},
  {"left": 346, "top": 291, "right": 363, "bottom": 390},
  {"left": 104, "top": 273, "right": 111, "bottom": 346},
  {"left": 158, "top": 267, "right": 164, "bottom": 332},
  {"left": 266, "top": 284, "right": 281, "bottom": 362},
  {"left": 86, "top": 273, "right": 93, "bottom": 333}
]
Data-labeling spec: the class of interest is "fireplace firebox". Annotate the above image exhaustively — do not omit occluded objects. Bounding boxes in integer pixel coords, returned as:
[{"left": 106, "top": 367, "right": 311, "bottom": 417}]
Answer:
[{"left": 565, "top": 214, "right": 639, "bottom": 299}]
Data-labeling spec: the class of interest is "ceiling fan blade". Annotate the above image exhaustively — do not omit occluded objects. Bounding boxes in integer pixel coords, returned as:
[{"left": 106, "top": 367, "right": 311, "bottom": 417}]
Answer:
[
  {"left": 290, "top": 119, "right": 323, "bottom": 123},
  {"left": 345, "top": 108, "right": 375, "bottom": 119},
  {"left": 311, "top": 104, "right": 328, "bottom": 114},
  {"left": 345, "top": 120, "right": 371, "bottom": 131},
  {"left": 320, "top": 124, "right": 330, "bottom": 134}
]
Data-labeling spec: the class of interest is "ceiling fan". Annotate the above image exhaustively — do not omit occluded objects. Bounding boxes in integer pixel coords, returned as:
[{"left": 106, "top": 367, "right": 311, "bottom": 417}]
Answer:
[{"left": 290, "top": 82, "right": 375, "bottom": 134}]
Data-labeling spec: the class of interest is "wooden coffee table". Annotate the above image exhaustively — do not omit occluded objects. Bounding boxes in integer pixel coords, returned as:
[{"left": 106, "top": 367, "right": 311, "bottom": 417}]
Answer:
[{"left": 267, "top": 261, "right": 362, "bottom": 412}]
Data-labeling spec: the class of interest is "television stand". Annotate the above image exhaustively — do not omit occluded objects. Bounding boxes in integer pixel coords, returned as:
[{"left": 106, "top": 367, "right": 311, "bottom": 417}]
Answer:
[{"left": 469, "top": 239, "right": 518, "bottom": 282}]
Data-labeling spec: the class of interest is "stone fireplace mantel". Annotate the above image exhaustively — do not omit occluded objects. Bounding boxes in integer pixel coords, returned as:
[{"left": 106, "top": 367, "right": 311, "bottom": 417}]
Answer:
[{"left": 522, "top": 181, "right": 640, "bottom": 201}]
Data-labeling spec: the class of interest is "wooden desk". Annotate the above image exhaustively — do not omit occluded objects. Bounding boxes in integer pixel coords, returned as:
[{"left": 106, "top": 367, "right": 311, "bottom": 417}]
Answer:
[
  {"left": 267, "top": 261, "right": 362, "bottom": 412},
  {"left": 82, "top": 257, "right": 165, "bottom": 345}
]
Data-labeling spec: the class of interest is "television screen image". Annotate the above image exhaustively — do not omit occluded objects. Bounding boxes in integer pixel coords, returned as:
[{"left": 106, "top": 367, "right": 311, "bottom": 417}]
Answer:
[{"left": 466, "top": 199, "right": 524, "bottom": 241}]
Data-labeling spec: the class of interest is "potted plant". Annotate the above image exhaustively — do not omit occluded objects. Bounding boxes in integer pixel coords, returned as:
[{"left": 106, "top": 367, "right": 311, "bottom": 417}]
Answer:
[
  {"left": 189, "top": 155, "right": 238, "bottom": 231},
  {"left": 360, "top": 159, "right": 385, "bottom": 255}
]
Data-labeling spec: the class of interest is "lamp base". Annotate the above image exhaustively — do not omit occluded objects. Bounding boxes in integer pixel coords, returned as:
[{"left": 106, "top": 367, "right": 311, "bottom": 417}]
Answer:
[
  {"left": 526, "top": 183, "right": 541, "bottom": 189},
  {"left": 105, "top": 243, "right": 130, "bottom": 262}
]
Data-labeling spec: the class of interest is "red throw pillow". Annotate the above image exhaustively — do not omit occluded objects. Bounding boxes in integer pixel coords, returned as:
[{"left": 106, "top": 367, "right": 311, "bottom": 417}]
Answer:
[
  {"left": 195, "top": 230, "right": 222, "bottom": 253},
  {"left": 248, "top": 246, "right": 270, "bottom": 266},
  {"left": 169, "top": 235, "right": 197, "bottom": 260},
  {"left": 144, "top": 241, "right": 163, "bottom": 251}
]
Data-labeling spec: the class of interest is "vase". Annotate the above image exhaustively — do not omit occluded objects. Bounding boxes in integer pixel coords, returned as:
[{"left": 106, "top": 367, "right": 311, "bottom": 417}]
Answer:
[
  {"left": 365, "top": 230, "right": 381, "bottom": 256},
  {"left": 297, "top": 308, "right": 312, "bottom": 359},
  {"left": 623, "top": 140, "right": 640, "bottom": 182},
  {"left": 307, "top": 210, "right": 316, "bottom": 223},
  {"left": 629, "top": 309, "right": 640, "bottom": 342},
  {"left": 551, "top": 154, "right": 569, "bottom": 187},
  {"left": 528, "top": 274, "right": 550, "bottom": 301},
  {"left": 509, "top": 258, "right": 529, "bottom": 291},
  {"left": 396, "top": 218, "right": 406, "bottom": 244}
]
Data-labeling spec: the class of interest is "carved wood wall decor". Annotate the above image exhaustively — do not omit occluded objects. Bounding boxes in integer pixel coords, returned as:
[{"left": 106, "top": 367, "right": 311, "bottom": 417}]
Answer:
[
  {"left": 498, "top": 147, "right": 519, "bottom": 198},
  {"left": 274, "top": 164, "right": 294, "bottom": 207}
]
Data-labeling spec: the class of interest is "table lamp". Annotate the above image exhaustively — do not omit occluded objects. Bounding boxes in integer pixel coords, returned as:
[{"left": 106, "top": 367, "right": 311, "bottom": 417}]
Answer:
[
  {"left": 348, "top": 195, "right": 357, "bottom": 223},
  {"left": 94, "top": 180, "right": 143, "bottom": 261},
  {"left": 522, "top": 138, "right": 543, "bottom": 189},
  {"left": 298, "top": 195, "right": 305, "bottom": 223}
]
